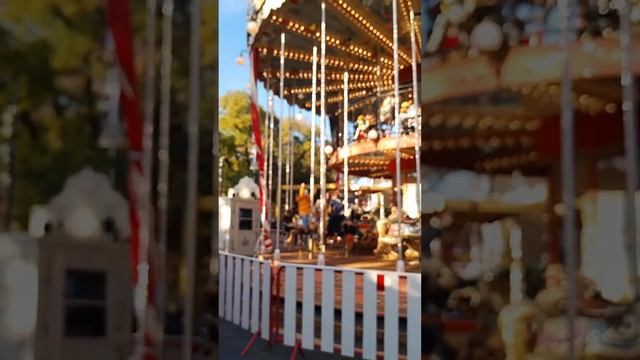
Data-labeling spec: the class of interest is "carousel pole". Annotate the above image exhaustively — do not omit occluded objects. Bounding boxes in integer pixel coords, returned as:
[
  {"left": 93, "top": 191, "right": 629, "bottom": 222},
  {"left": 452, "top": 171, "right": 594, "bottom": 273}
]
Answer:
[
  {"left": 559, "top": 0, "right": 577, "bottom": 357},
  {"left": 289, "top": 96, "right": 295, "bottom": 210},
  {"left": 264, "top": 87, "right": 274, "bottom": 255},
  {"left": 310, "top": 46, "right": 318, "bottom": 206},
  {"left": 285, "top": 100, "right": 291, "bottom": 211},
  {"left": 392, "top": 0, "right": 404, "bottom": 272},
  {"left": 156, "top": 0, "right": 174, "bottom": 355},
  {"left": 409, "top": 7, "right": 421, "bottom": 215},
  {"left": 343, "top": 72, "right": 349, "bottom": 214},
  {"left": 318, "top": 0, "right": 327, "bottom": 266},
  {"left": 182, "top": 0, "right": 201, "bottom": 358},
  {"left": 275, "top": 32, "right": 285, "bottom": 261},
  {"left": 139, "top": 0, "right": 157, "bottom": 357},
  {"left": 619, "top": 0, "right": 640, "bottom": 306},
  {"left": 268, "top": 90, "right": 275, "bottom": 210},
  {"left": 257, "top": 64, "right": 269, "bottom": 257}
]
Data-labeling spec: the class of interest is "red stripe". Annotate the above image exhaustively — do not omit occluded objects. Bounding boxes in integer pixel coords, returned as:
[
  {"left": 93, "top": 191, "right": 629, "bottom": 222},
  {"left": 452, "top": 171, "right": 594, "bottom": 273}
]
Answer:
[{"left": 106, "top": 0, "right": 157, "bottom": 357}]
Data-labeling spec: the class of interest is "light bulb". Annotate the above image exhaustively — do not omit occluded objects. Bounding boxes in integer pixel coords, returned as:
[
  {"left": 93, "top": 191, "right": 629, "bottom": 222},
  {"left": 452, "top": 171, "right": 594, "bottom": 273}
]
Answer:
[
  {"left": 470, "top": 19, "right": 503, "bottom": 51},
  {"left": 324, "top": 145, "right": 334, "bottom": 155},
  {"left": 236, "top": 55, "right": 245, "bottom": 66},
  {"left": 247, "top": 20, "right": 259, "bottom": 36}
]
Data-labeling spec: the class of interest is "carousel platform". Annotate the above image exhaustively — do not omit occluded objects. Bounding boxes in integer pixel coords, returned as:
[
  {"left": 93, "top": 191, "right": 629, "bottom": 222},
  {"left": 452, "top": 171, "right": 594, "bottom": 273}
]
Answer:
[{"left": 263, "top": 249, "right": 420, "bottom": 273}]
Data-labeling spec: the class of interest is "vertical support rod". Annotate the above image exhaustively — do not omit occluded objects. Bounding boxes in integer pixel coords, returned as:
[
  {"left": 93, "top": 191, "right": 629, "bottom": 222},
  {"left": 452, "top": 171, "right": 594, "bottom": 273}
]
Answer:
[
  {"left": 410, "top": 7, "right": 421, "bottom": 215},
  {"left": 559, "top": 0, "right": 576, "bottom": 358},
  {"left": 392, "top": 0, "right": 404, "bottom": 272},
  {"left": 137, "top": 0, "right": 157, "bottom": 357},
  {"left": 275, "top": 33, "right": 285, "bottom": 260},
  {"left": 343, "top": 72, "right": 349, "bottom": 213},
  {"left": 182, "top": 0, "right": 201, "bottom": 358},
  {"left": 310, "top": 47, "right": 318, "bottom": 205},
  {"left": 156, "top": 0, "right": 174, "bottom": 356},
  {"left": 289, "top": 96, "right": 295, "bottom": 209},
  {"left": 318, "top": 1, "right": 327, "bottom": 265},
  {"left": 620, "top": 0, "right": 640, "bottom": 304},
  {"left": 267, "top": 90, "right": 274, "bottom": 222},
  {"left": 285, "top": 100, "right": 291, "bottom": 211}
]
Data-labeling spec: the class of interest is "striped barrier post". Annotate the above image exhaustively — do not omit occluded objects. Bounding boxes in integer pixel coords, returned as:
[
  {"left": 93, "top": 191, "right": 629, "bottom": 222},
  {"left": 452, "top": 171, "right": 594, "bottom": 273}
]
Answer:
[{"left": 219, "top": 251, "right": 421, "bottom": 359}]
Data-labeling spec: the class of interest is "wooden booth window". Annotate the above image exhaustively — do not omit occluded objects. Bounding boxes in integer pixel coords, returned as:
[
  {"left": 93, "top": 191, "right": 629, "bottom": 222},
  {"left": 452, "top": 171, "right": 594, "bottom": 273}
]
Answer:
[
  {"left": 63, "top": 269, "right": 107, "bottom": 337},
  {"left": 239, "top": 208, "right": 253, "bottom": 230}
]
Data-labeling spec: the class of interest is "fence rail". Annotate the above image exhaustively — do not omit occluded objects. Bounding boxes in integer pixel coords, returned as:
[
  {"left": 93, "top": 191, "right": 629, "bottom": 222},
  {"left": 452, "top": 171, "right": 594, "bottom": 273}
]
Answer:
[{"left": 218, "top": 251, "right": 421, "bottom": 360}]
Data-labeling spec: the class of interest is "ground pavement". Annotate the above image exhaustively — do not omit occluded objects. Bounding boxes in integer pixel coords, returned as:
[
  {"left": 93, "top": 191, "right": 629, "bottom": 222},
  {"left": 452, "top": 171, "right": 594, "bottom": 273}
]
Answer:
[{"left": 219, "top": 319, "right": 353, "bottom": 359}]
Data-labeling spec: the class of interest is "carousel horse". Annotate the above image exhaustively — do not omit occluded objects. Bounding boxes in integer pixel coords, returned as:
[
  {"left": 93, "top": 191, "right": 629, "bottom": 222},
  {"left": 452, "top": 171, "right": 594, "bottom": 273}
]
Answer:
[
  {"left": 498, "top": 264, "right": 640, "bottom": 359},
  {"left": 443, "top": 285, "right": 504, "bottom": 359}
]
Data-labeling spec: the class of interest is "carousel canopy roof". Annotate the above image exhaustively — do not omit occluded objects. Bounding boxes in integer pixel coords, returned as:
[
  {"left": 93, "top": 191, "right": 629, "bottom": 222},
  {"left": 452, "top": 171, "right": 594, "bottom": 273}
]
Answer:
[
  {"left": 249, "top": 0, "right": 421, "bottom": 122},
  {"left": 328, "top": 134, "right": 417, "bottom": 178},
  {"left": 420, "top": 0, "right": 638, "bottom": 175}
]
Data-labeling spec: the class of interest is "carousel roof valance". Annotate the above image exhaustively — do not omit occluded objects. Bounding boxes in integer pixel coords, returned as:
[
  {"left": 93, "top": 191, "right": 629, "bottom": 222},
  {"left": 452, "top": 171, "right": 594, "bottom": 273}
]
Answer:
[{"left": 249, "top": 0, "right": 421, "bottom": 120}]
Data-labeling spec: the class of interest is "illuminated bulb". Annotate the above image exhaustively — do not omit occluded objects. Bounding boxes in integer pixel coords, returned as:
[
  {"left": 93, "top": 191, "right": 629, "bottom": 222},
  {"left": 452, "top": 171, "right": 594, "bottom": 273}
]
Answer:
[
  {"left": 470, "top": 19, "right": 503, "bottom": 51},
  {"left": 236, "top": 55, "right": 245, "bottom": 66},
  {"left": 324, "top": 145, "right": 334, "bottom": 155},
  {"left": 247, "top": 20, "right": 259, "bottom": 36}
]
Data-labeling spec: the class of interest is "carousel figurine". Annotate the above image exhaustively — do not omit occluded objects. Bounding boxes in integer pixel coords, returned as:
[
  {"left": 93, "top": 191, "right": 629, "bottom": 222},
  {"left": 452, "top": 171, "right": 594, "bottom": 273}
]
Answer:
[
  {"left": 399, "top": 100, "right": 413, "bottom": 135},
  {"left": 379, "top": 96, "right": 394, "bottom": 135},
  {"left": 353, "top": 114, "right": 369, "bottom": 142},
  {"left": 365, "top": 113, "right": 376, "bottom": 132},
  {"left": 426, "top": 0, "right": 476, "bottom": 56}
]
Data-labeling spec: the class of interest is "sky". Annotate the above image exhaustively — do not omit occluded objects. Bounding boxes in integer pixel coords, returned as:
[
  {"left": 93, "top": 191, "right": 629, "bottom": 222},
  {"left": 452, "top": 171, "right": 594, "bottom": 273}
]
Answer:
[{"left": 218, "top": 0, "right": 330, "bottom": 138}]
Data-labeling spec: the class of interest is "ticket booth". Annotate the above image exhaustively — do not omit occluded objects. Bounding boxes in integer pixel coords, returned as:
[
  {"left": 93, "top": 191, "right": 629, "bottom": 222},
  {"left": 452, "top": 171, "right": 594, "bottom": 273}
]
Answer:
[
  {"left": 218, "top": 177, "right": 261, "bottom": 256},
  {"left": 0, "top": 168, "right": 133, "bottom": 360},
  {"left": 0, "top": 234, "right": 132, "bottom": 360}
]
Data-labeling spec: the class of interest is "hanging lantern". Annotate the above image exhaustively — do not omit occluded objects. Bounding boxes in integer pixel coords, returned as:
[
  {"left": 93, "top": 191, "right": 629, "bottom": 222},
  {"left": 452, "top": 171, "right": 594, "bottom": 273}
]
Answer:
[
  {"left": 470, "top": 19, "right": 503, "bottom": 51},
  {"left": 247, "top": 20, "right": 259, "bottom": 36},
  {"left": 236, "top": 55, "right": 245, "bottom": 66}
]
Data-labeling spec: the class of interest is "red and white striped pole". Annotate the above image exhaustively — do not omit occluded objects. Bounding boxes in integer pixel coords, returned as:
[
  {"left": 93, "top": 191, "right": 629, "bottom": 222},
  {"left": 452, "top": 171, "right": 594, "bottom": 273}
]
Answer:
[
  {"left": 105, "top": 0, "right": 158, "bottom": 358},
  {"left": 248, "top": 47, "right": 270, "bottom": 253}
]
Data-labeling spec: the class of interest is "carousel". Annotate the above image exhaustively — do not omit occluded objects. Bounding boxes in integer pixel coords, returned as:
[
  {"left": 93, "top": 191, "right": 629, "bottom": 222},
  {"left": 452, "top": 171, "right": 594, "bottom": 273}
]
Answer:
[
  {"left": 247, "top": 0, "right": 422, "bottom": 272},
  {"left": 421, "top": 0, "right": 640, "bottom": 358}
]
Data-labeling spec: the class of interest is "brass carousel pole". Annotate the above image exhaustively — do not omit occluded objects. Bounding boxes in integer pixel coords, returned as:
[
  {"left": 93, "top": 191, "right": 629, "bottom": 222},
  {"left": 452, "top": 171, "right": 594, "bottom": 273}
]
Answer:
[
  {"left": 275, "top": 32, "right": 285, "bottom": 261},
  {"left": 559, "top": 0, "right": 577, "bottom": 357},
  {"left": 182, "top": 0, "right": 201, "bottom": 357},
  {"left": 392, "top": 0, "right": 404, "bottom": 272},
  {"left": 310, "top": 46, "right": 318, "bottom": 207},
  {"left": 260, "top": 72, "right": 271, "bottom": 256},
  {"left": 318, "top": 0, "right": 327, "bottom": 266},
  {"left": 343, "top": 72, "right": 349, "bottom": 215},
  {"left": 410, "top": 7, "right": 421, "bottom": 215},
  {"left": 265, "top": 87, "right": 274, "bottom": 255},
  {"left": 156, "top": 0, "right": 173, "bottom": 355},
  {"left": 619, "top": 0, "right": 639, "bottom": 306},
  {"left": 289, "top": 96, "right": 295, "bottom": 210}
]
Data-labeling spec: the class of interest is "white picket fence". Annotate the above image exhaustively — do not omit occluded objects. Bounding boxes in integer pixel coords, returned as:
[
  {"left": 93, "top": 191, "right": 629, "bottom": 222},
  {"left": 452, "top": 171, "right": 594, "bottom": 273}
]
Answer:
[{"left": 218, "top": 251, "right": 421, "bottom": 359}]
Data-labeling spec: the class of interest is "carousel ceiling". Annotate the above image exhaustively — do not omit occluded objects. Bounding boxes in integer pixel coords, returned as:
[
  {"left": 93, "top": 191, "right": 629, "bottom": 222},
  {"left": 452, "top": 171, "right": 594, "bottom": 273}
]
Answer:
[{"left": 250, "top": 0, "right": 421, "bottom": 120}]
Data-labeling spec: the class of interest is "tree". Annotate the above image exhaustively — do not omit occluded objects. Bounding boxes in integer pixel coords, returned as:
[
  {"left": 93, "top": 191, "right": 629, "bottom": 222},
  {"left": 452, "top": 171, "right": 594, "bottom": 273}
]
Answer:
[{"left": 218, "top": 90, "right": 318, "bottom": 197}]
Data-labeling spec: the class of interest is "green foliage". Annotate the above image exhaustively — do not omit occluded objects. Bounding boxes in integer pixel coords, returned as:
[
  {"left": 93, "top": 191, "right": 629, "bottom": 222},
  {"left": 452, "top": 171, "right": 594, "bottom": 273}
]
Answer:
[
  {"left": 218, "top": 90, "right": 317, "bottom": 194},
  {"left": 0, "top": 0, "right": 218, "bottom": 228}
]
